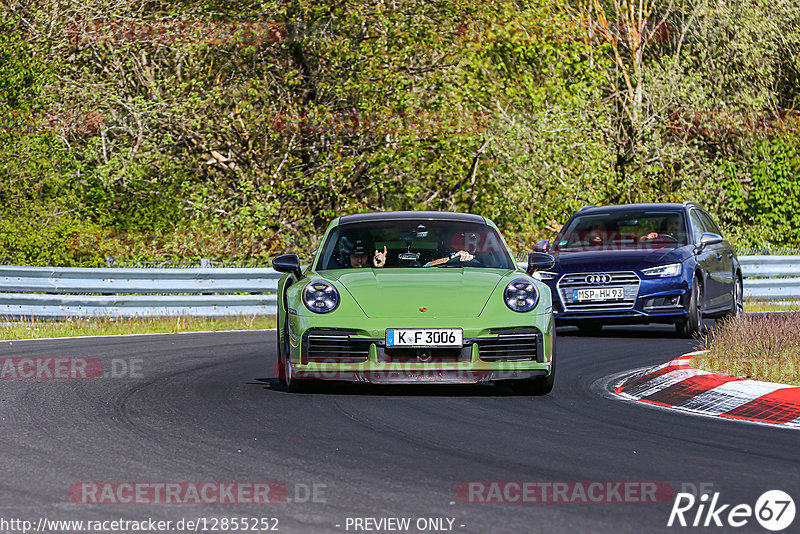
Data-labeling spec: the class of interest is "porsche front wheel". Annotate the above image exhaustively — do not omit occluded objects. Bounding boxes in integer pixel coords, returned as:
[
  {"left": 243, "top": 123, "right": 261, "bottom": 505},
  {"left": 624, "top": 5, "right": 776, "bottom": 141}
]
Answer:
[
  {"left": 282, "top": 322, "right": 316, "bottom": 393},
  {"left": 276, "top": 314, "right": 288, "bottom": 384},
  {"left": 511, "top": 340, "right": 556, "bottom": 396}
]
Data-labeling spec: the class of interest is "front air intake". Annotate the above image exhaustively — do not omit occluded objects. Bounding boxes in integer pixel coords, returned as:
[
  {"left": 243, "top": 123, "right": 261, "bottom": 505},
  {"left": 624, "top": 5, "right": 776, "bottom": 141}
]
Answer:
[
  {"left": 301, "top": 330, "right": 371, "bottom": 364},
  {"left": 477, "top": 329, "right": 543, "bottom": 363}
]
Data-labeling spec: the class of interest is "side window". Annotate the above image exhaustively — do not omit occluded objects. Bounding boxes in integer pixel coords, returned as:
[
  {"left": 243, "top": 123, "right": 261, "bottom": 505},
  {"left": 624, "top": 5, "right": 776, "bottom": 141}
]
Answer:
[
  {"left": 699, "top": 211, "right": 723, "bottom": 237},
  {"left": 689, "top": 210, "right": 706, "bottom": 244}
]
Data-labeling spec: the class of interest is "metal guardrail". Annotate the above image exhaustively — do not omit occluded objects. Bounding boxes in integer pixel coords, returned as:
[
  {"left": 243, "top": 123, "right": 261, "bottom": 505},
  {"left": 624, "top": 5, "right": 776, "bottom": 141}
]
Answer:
[
  {"left": 740, "top": 256, "right": 800, "bottom": 300},
  {"left": 0, "top": 255, "right": 797, "bottom": 318},
  {"left": 736, "top": 247, "right": 800, "bottom": 256},
  {"left": 0, "top": 265, "right": 280, "bottom": 318}
]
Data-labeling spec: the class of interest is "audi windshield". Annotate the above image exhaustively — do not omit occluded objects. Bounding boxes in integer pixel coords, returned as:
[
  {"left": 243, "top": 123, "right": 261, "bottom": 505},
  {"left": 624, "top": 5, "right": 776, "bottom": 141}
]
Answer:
[{"left": 555, "top": 211, "right": 688, "bottom": 251}]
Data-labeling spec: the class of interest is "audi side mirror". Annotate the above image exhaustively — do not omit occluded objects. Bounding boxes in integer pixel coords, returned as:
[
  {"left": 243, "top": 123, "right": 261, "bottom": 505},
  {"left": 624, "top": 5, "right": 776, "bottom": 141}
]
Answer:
[
  {"left": 273, "top": 254, "right": 302, "bottom": 279},
  {"left": 533, "top": 239, "right": 551, "bottom": 253},
  {"left": 696, "top": 232, "right": 723, "bottom": 251},
  {"left": 527, "top": 252, "right": 555, "bottom": 275}
]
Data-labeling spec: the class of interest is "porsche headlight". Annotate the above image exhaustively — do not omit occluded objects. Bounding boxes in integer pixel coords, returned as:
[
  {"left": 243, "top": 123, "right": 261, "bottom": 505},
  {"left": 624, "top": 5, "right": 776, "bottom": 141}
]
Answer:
[
  {"left": 504, "top": 278, "right": 539, "bottom": 312},
  {"left": 303, "top": 280, "right": 339, "bottom": 313},
  {"left": 642, "top": 263, "right": 682, "bottom": 278}
]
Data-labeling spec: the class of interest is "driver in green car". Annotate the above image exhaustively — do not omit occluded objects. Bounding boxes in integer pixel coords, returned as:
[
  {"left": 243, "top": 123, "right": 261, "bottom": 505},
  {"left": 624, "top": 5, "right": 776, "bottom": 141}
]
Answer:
[
  {"left": 423, "top": 230, "right": 476, "bottom": 267},
  {"left": 340, "top": 230, "right": 476, "bottom": 269},
  {"left": 424, "top": 250, "right": 474, "bottom": 267}
]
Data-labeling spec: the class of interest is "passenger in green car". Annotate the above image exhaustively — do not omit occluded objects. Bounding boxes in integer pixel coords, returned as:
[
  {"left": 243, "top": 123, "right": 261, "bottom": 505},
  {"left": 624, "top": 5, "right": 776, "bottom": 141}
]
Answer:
[{"left": 338, "top": 234, "right": 388, "bottom": 268}]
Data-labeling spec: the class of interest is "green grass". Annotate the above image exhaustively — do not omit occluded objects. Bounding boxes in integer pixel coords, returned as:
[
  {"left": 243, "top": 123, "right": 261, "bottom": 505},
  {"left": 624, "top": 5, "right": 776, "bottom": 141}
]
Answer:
[
  {"left": 0, "top": 315, "right": 276, "bottom": 341},
  {"left": 692, "top": 314, "right": 800, "bottom": 386}
]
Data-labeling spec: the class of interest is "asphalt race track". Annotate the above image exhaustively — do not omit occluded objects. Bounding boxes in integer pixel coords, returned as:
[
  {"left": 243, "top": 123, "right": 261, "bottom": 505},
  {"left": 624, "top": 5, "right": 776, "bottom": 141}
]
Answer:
[{"left": 1, "top": 327, "right": 798, "bottom": 534}]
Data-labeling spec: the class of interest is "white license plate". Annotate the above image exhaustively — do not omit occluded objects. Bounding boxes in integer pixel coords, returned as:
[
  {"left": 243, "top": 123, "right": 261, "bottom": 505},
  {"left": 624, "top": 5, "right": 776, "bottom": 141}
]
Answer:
[
  {"left": 386, "top": 328, "right": 463, "bottom": 347},
  {"left": 573, "top": 287, "right": 624, "bottom": 301}
]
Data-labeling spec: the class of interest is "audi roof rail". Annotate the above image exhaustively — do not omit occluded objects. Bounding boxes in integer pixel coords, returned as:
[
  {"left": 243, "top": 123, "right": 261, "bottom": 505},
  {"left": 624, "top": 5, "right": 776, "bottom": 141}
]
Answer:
[
  {"left": 577, "top": 205, "right": 597, "bottom": 212},
  {"left": 682, "top": 201, "right": 701, "bottom": 208}
]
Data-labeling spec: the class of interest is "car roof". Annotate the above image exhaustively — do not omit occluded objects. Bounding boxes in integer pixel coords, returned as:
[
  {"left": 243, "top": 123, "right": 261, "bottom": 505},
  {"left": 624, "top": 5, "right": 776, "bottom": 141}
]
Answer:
[
  {"left": 575, "top": 203, "right": 694, "bottom": 215},
  {"left": 338, "top": 211, "right": 487, "bottom": 225}
]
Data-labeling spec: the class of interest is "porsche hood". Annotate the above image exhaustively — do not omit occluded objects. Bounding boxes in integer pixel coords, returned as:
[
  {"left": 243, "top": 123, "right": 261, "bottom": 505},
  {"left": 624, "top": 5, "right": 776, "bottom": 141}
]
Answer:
[{"left": 321, "top": 269, "right": 513, "bottom": 318}]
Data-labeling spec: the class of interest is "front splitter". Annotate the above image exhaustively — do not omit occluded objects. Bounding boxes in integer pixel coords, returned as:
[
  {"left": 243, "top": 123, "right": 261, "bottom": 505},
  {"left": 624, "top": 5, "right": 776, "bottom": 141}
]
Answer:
[{"left": 293, "top": 369, "right": 548, "bottom": 384}]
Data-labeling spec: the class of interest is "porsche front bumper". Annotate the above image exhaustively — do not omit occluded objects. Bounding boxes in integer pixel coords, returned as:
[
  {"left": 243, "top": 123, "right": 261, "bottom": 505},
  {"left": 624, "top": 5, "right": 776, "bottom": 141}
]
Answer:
[{"left": 285, "top": 314, "right": 554, "bottom": 384}]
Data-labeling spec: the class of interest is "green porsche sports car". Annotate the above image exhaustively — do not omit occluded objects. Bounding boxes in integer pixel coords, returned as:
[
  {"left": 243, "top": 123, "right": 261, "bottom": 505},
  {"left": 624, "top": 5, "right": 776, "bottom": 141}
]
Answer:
[{"left": 272, "top": 211, "right": 556, "bottom": 394}]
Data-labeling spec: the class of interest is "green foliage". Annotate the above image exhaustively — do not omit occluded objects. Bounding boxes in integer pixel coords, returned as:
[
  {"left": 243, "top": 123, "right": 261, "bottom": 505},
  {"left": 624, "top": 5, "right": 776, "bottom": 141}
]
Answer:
[
  {"left": 0, "top": 211, "right": 103, "bottom": 266},
  {"left": 748, "top": 135, "right": 800, "bottom": 245},
  {"left": 0, "top": 18, "right": 48, "bottom": 111},
  {"left": 0, "top": 0, "right": 798, "bottom": 265},
  {"left": 715, "top": 134, "right": 800, "bottom": 248}
]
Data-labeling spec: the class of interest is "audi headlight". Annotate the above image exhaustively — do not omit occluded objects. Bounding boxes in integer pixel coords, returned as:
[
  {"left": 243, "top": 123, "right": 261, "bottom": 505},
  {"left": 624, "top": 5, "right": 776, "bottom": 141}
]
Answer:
[
  {"left": 504, "top": 278, "right": 539, "bottom": 312},
  {"left": 303, "top": 280, "right": 339, "bottom": 313},
  {"left": 532, "top": 270, "right": 558, "bottom": 281},
  {"left": 642, "top": 263, "right": 682, "bottom": 278}
]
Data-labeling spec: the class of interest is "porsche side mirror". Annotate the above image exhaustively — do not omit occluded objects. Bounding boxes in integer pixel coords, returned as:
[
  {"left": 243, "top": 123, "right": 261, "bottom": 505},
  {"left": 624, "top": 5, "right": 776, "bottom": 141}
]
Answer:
[
  {"left": 273, "top": 254, "right": 302, "bottom": 279},
  {"left": 696, "top": 232, "right": 723, "bottom": 251},
  {"left": 527, "top": 252, "right": 555, "bottom": 275},
  {"left": 533, "top": 239, "right": 551, "bottom": 253}
]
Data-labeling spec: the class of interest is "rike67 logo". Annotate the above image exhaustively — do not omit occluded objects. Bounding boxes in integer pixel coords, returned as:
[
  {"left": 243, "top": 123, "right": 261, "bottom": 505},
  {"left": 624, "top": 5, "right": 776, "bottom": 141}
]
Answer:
[{"left": 668, "top": 490, "right": 795, "bottom": 531}]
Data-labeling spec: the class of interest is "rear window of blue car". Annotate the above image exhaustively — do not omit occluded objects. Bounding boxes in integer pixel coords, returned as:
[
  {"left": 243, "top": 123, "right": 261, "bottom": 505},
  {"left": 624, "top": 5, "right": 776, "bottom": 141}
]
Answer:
[
  {"left": 316, "top": 220, "right": 516, "bottom": 270},
  {"left": 555, "top": 211, "right": 688, "bottom": 251}
]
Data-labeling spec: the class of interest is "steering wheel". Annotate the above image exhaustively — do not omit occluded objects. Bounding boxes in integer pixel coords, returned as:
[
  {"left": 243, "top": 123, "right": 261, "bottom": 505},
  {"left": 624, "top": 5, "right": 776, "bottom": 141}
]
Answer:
[
  {"left": 657, "top": 233, "right": 679, "bottom": 243},
  {"left": 438, "top": 255, "right": 486, "bottom": 268}
]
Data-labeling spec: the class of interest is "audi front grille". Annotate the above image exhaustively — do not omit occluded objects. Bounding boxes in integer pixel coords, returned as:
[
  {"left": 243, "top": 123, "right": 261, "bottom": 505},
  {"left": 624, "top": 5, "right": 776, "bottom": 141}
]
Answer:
[{"left": 556, "top": 271, "right": 640, "bottom": 311}]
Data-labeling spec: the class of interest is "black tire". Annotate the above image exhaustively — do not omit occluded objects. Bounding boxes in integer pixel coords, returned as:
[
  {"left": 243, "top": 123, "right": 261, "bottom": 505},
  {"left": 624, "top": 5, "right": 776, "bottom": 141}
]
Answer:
[
  {"left": 282, "top": 320, "right": 316, "bottom": 393},
  {"left": 276, "top": 314, "right": 288, "bottom": 384},
  {"left": 716, "top": 275, "right": 744, "bottom": 326},
  {"left": 732, "top": 275, "right": 744, "bottom": 317},
  {"left": 511, "top": 336, "right": 556, "bottom": 396},
  {"left": 677, "top": 275, "right": 703, "bottom": 338}
]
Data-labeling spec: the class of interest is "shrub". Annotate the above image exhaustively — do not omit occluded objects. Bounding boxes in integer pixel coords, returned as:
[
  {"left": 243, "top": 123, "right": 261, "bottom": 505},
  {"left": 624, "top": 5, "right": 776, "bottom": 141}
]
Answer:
[{"left": 693, "top": 314, "right": 800, "bottom": 385}]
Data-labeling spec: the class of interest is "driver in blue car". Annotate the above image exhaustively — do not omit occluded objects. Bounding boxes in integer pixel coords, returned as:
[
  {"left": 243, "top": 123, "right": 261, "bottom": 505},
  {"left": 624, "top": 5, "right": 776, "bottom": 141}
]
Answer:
[{"left": 640, "top": 213, "right": 684, "bottom": 243}]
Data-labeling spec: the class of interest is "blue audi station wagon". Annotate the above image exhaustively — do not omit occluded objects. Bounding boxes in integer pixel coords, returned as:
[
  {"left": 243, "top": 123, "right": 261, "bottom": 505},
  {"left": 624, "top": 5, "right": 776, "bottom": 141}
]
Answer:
[{"left": 533, "top": 202, "right": 742, "bottom": 336}]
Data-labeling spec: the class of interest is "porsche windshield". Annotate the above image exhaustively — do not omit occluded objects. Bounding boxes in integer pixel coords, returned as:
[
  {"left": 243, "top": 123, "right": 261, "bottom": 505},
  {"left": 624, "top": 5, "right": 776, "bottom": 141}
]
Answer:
[
  {"left": 555, "top": 211, "right": 688, "bottom": 251},
  {"left": 317, "top": 220, "right": 516, "bottom": 270}
]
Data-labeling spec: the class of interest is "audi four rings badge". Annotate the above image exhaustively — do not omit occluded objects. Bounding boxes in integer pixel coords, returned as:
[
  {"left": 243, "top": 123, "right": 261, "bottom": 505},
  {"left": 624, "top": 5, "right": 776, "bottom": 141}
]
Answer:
[{"left": 585, "top": 273, "right": 612, "bottom": 284}]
